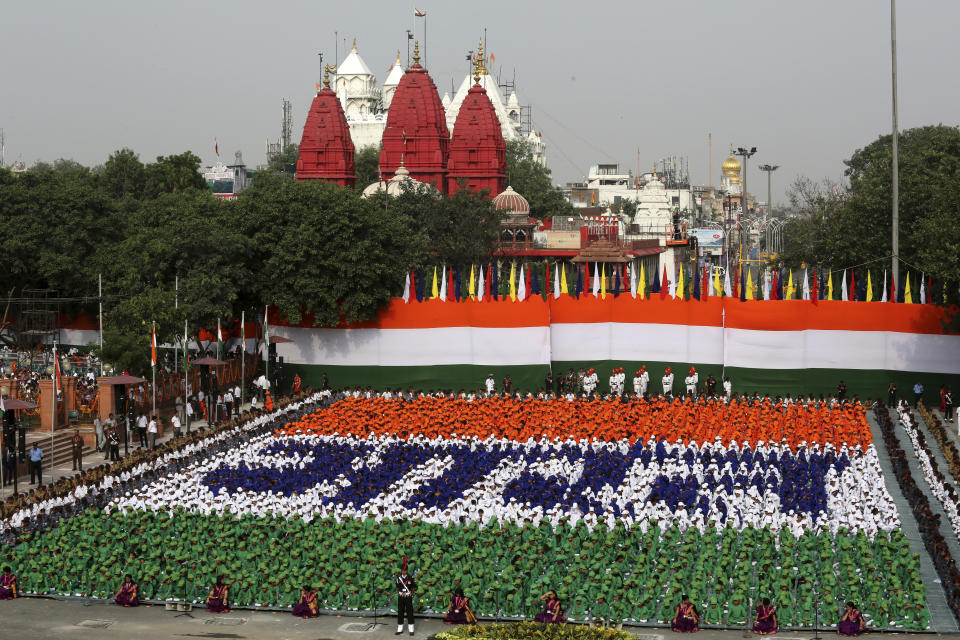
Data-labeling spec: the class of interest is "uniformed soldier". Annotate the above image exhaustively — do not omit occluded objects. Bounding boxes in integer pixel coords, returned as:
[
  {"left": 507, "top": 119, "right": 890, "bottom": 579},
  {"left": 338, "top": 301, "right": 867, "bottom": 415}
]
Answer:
[{"left": 396, "top": 557, "right": 416, "bottom": 636}]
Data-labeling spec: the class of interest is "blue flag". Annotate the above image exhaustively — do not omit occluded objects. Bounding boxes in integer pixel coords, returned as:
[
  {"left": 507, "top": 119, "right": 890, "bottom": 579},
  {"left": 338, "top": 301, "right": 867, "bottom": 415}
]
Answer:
[
  {"left": 740, "top": 268, "right": 747, "bottom": 302},
  {"left": 415, "top": 268, "right": 424, "bottom": 302},
  {"left": 575, "top": 265, "right": 583, "bottom": 299},
  {"left": 531, "top": 264, "right": 540, "bottom": 296},
  {"left": 651, "top": 266, "right": 661, "bottom": 293},
  {"left": 613, "top": 266, "right": 621, "bottom": 297},
  {"left": 491, "top": 262, "right": 499, "bottom": 301},
  {"left": 454, "top": 265, "right": 462, "bottom": 301},
  {"left": 693, "top": 265, "right": 701, "bottom": 301}
]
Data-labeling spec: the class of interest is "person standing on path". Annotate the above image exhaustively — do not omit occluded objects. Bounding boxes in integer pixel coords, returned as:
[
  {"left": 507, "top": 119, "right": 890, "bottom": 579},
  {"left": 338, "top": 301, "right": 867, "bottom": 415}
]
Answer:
[
  {"left": 147, "top": 415, "right": 158, "bottom": 450},
  {"left": 70, "top": 429, "right": 83, "bottom": 471},
  {"left": 28, "top": 444, "right": 43, "bottom": 485},
  {"left": 396, "top": 557, "right": 416, "bottom": 636}
]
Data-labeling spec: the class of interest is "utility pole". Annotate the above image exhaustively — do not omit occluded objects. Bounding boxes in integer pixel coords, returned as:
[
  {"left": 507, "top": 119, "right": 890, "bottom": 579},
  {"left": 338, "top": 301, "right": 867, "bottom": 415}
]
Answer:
[
  {"left": 735, "top": 146, "right": 758, "bottom": 260},
  {"left": 890, "top": 0, "right": 900, "bottom": 291}
]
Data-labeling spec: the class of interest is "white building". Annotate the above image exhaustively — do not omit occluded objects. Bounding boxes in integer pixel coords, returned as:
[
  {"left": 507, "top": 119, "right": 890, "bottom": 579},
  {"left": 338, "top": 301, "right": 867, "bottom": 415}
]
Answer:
[{"left": 330, "top": 41, "right": 545, "bottom": 164}]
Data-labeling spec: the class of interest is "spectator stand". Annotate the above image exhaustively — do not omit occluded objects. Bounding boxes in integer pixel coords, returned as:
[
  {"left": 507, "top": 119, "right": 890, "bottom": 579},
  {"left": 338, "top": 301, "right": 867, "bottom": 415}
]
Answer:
[{"left": 866, "top": 406, "right": 958, "bottom": 632}]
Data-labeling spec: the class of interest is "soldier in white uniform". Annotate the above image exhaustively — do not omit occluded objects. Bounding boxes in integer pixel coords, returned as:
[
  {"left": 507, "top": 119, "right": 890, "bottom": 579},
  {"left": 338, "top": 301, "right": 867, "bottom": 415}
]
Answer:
[
  {"left": 485, "top": 374, "right": 496, "bottom": 396},
  {"left": 662, "top": 367, "right": 675, "bottom": 397},
  {"left": 685, "top": 366, "right": 699, "bottom": 398}
]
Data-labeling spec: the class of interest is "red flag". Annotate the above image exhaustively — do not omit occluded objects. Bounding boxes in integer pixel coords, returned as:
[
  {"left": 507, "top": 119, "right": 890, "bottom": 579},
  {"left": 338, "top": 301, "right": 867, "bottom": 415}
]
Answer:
[
  {"left": 660, "top": 265, "right": 669, "bottom": 300},
  {"left": 151, "top": 325, "right": 157, "bottom": 367},
  {"left": 524, "top": 263, "right": 532, "bottom": 296},
  {"left": 811, "top": 269, "right": 819, "bottom": 305},
  {"left": 890, "top": 273, "right": 896, "bottom": 303},
  {"left": 54, "top": 344, "right": 62, "bottom": 393},
  {"left": 771, "top": 270, "right": 779, "bottom": 300},
  {"left": 733, "top": 265, "right": 740, "bottom": 299},
  {"left": 850, "top": 269, "right": 857, "bottom": 302},
  {"left": 485, "top": 264, "right": 492, "bottom": 300},
  {"left": 545, "top": 261, "right": 550, "bottom": 297},
  {"left": 702, "top": 266, "right": 709, "bottom": 299}
]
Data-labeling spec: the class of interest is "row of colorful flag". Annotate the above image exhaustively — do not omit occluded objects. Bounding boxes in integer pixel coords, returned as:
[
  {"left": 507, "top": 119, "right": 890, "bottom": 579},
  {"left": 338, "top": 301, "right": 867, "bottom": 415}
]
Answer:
[{"left": 400, "top": 262, "right": 943, "bottom": 304}]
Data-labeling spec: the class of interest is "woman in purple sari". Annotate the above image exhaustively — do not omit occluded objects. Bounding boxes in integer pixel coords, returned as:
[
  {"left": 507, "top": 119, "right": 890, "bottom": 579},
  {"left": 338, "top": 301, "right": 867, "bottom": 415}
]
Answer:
[
  {"left": 753, "top": 598, "right": 778, "bottom": 635},
  {"left": 206, "top": 575, "right": 231, "bottom": 613},
  {"left": 292, "top": 585, "right": 319, "bottom": 618},
  {"left": 443, "top": 587, "right": 477, "bottom": 625},
  {"left": 0, "top": 566, "right": 17, "bottom": 600},
  {"left": 534, "top": 590, "right": 565, "bottom": 624},
  {"left": 672, "top": 594, "right": 699, "bottom": 633},
  {"left": 114, "top": 574, "right": 139, "bottom": 607},
  {"left": 838, "top": 602, "right": 866, "bottom": 636}
]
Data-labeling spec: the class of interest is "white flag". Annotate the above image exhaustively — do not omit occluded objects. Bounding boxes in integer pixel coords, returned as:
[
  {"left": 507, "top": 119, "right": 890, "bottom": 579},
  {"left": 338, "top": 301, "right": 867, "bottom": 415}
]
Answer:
[
  {"left": 841, "top": 269, "right": 848, "bottom": 301},
  {"left": 517, "top": 264, "right": 527, "bottom": 301},
  {"left": 881, "top": 270, "right": 888, "bottom": 303},
  {"left": 763, "top": 270, "right": 770, "bottom": 301},
  {"left": 668, "top": 269, "right": 677, "bottom": 298},
  {"left": 723, "top": 269, "right": 732, "bottom": 297},
  {"left": 591, "top": 263, "right": 600, "bottom": 297},
  {"left": 402, "top": 272, "right": 411, "bottom": 303},
  {"left": 920, "top": 273, "right": 926, "bottom": 304},
  {"left": 478, "top": 266, "right": 486, "bottom": 302},
  {"left": 629, "top": 263, "right": 637, "bottom": 299},
  {"left": 802, "top": 268, "right": 810, "bottom": 300},
  {"left": 553, "top": 261, "right": 561, "bottom": 299},
  {"left": 440, "top": 266, "right": 447, "bottom": 301}
]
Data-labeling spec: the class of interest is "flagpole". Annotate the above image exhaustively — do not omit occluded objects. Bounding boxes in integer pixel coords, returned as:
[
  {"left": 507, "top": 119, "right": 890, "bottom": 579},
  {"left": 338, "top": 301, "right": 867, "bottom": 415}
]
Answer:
[
  {"left": 183, "top": 319, "right": 189, "bottom": 432},
  {"left": 98, "top": 273, "right": 104, "bottom": 376},
  {"left": 151, "top": 321, "right": 157, "bottom": 418},
  {"left": 264, "top": 305, "right": 270, "bottom": 397},
  {"left": 240, "top": 310, "right": 245, "bottom": 409},
  {"left": 50, "top": 341, "right": 56, "bottom": 477}
]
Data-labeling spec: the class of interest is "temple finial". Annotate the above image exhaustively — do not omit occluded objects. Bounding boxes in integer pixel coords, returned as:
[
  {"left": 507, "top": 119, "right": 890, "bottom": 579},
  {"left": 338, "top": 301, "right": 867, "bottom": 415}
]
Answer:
[
  {"left": 352, "top": 38, "right": 357, "bottom": 52},
  {"left": 323, "top": 64, "right": 330, "bottom": 89},
  {"left": 473, "top": 39, "right": 487, "bottom": 84},
  {"left": 396, "top": 50, "right": 401, "bottom": 64},
  {"left": 412, "top": 40, "right": 421, "bottom": 65}
]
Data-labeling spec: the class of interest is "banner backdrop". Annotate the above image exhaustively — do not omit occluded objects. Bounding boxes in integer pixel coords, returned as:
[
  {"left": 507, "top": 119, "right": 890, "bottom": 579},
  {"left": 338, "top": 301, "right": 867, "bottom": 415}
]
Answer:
[{"left": 265, "top": 299, "right": 960, "bottom": 397}]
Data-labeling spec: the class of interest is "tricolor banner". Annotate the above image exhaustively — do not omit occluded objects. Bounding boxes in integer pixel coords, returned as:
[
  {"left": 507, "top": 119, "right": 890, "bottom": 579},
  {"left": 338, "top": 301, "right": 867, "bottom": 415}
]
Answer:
[{"left": 267, "top": 297, "right": 960, "bottom": 396}]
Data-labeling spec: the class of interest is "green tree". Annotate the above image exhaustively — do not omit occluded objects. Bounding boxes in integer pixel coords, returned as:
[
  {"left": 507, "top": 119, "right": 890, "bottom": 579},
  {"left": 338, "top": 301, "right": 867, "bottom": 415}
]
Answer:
[
  {"left": 505, "top": 139, "right": 573, "bottom": 220},
  {"left": 99, "top": 148, "right": 147, "bottom": 199},
  {"left": 354, "top": 145, "right": 381, "bottom": 189},
  {"left": 143, "top": 151, "right": 207, "bottom": 197},
  {"left": 263, "top": 143, "right": 300, "bottom": 176}
]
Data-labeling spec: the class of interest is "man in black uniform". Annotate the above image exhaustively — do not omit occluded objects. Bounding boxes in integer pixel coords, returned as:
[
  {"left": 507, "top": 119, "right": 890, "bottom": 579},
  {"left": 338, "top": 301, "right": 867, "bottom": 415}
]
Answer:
[{"left": 396, "top": 557, "right": 416, "bottom": 636}]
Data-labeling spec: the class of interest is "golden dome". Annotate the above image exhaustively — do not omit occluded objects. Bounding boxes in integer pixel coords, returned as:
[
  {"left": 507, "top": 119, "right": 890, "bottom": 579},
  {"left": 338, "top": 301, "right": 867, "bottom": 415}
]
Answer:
[{"left": 721, "top": 153, "right": 741, "bottom": 177}]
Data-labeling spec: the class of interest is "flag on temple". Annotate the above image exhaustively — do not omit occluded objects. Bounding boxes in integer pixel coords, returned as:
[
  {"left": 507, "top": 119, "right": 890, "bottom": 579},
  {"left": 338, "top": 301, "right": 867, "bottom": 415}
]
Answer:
[
  {"left": 151, "top": 324, "right": 158, "bottom": 367},
  {"left": 414, "top": 8, "right": 426, "bottom": 16}
]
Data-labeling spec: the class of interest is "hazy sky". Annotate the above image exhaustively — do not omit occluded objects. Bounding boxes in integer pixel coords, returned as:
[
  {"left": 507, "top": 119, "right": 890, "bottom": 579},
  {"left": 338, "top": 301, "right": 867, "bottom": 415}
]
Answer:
[{"left": 3, "top": 0, "right": 958, "bottom": 204}]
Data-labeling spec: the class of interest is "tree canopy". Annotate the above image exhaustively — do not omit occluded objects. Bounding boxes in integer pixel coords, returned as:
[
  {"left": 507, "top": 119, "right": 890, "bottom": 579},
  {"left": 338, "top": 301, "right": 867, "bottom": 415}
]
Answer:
[
  {"left": 505, "top": 139, "right": 573, "bottom": 220},
  {"left": 774, "top": 125, "right": 960, "bottom": 301}
]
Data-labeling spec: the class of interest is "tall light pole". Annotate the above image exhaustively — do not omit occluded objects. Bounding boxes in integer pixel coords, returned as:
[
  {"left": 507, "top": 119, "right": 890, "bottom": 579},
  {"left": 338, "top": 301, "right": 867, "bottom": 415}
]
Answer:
[
  {"left": 735, "top": 146, "right": 757, "bottom": 260},
  {"left": 758, "top": 164, "right": 779, "bottom": 218},
  {"left": 890, "top": 0, "right": 900, "bottom": 291}
]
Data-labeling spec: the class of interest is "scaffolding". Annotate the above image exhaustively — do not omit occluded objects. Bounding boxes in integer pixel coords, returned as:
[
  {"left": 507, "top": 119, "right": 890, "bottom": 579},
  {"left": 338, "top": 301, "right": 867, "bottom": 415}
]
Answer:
[{"left": 13, "top": 289, "right": 60, "bottom": 350}]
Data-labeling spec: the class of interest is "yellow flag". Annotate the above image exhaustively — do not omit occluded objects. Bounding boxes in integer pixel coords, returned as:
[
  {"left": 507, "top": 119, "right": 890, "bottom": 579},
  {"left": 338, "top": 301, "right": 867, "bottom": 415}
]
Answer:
[
  {"left": 746, "top": 269, "right": 755, "bottom": 300},
  {"left": 509, "top": 262, "right": 517, "bottom": 302},
  {"left": 560, "top": 263, "right": 568, "bottom": 295},
  {"left": 827, "top": 272, "right": 833, "bottom": 301},
  {"left": 786, "top": 271, "right": 794, "bottom": 300},
  {"left": 676, "top": 265, "right": 685, "bottom": 300},
  {"left": 904, "top": 272, "right": 912, "bottom": 304},
  {"left": 431, "top": 266, "right": 439, "bottom": 299},
  {"left": 713, "top": 267, "right": 722, "bottom": 297},
  {"left": 638, "top": 262, "right": 646, "bottom": 299},
  {"left": 600, "top": 264, "right": 607, "bottom": 300},
  {"left": 866, "top": 270, "right": 873, "bottom": 302}
]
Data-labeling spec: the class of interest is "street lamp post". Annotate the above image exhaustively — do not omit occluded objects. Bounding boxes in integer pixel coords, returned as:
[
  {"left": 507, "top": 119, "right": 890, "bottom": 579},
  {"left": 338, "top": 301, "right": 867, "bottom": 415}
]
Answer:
[
  {"left": 735, "top": 147, "right": 757, "bottom": 263},
  {"left": 890, "top": 0, "right": 900, "bottom": 291},
  {"left": 758, "top": 164, "right": 779, "bottom": 217}
]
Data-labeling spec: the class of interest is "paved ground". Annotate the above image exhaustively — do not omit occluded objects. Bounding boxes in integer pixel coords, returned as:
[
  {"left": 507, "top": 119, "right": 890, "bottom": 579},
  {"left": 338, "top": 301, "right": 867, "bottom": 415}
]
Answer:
[{"left": 0, "top": 597, "right": 953, "bottom": 640}]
